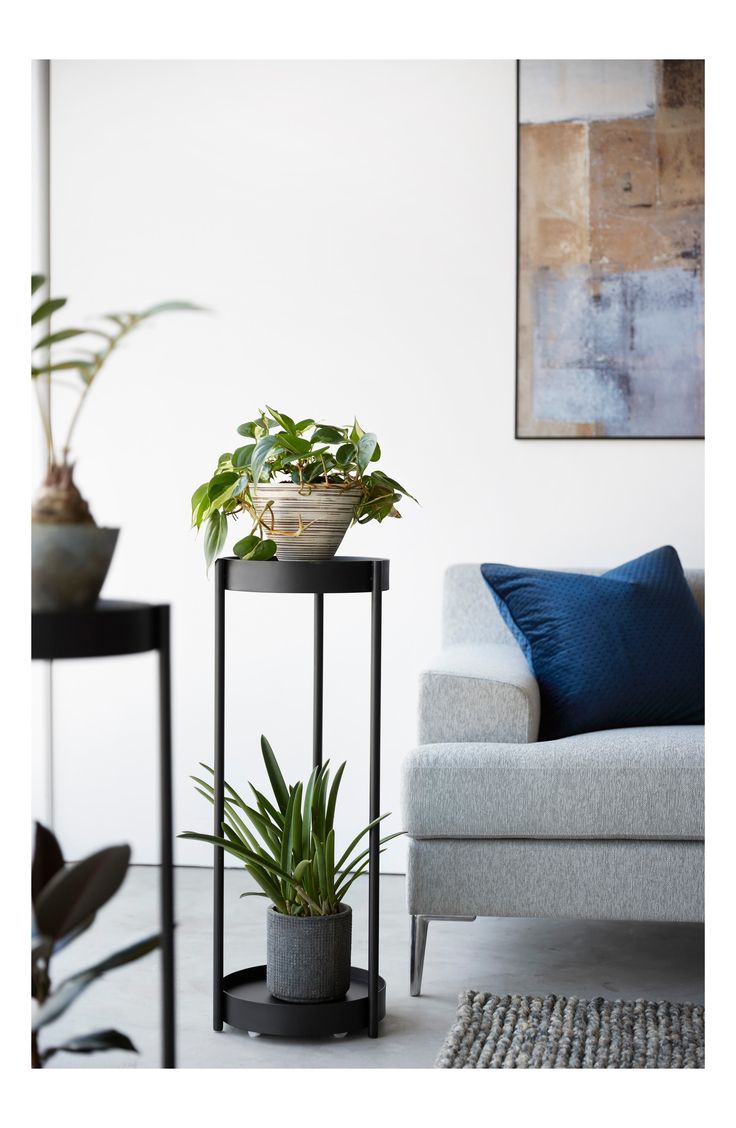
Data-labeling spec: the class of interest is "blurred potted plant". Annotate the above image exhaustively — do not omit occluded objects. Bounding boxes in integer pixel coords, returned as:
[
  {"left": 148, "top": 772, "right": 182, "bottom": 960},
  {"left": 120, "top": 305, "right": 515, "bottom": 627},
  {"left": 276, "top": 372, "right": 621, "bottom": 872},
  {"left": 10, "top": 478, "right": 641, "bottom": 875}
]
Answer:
[
  {"left": 31, "top": 275, "right": 203, "bottom": 610},
  {"left": 180, "top": 736, "right": 402, "bottom": 1003},
  {"left": 190, "top": 407, "right": 416, "bottom": 569},
  {"left": 31, "top": 822, "right": 160, "bottom": 1067}
]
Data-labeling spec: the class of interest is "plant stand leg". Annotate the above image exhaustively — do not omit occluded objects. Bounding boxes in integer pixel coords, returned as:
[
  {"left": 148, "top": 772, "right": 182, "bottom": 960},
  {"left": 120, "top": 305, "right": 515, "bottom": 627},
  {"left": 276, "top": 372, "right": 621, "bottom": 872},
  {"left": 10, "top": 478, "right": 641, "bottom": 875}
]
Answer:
[
  {"left": 368, "top": 562, "right": 382, "bottom": 1037},
  {"left": 213, "top": 561, "right": 225, "bottom": 1031},
  {"left": 158, "top": 606, "right": 176, "bottom": 1067},
  {"left": 313, "top": 593, "right": 323, "bottom": 770}
]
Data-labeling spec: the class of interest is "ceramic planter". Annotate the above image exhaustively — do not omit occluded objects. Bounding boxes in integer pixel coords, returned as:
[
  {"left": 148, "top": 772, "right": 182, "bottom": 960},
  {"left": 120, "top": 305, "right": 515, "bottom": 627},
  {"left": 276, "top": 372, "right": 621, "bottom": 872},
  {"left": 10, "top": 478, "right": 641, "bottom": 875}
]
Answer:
[
  {"left": 32, "top": 525, "right": 119, "bottom": 612},
  {"left": 266, "top": 903, "right": 352, "bottom": 1003},
  {"left": 250, "top": 483, "right": 359, "bottom": 561}
]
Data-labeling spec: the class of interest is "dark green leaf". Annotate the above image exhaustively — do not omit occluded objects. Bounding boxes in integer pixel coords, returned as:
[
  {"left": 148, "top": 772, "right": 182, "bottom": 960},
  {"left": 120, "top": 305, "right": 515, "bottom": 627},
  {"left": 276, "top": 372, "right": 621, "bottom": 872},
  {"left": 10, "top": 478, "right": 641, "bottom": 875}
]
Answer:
[
  {"left": 335, "top": 443, "right": 356, "bottom": 468},
  {"left": 294, "top": 418, "right": 315, "bottom": 433},
  {"left": 232, "top": 535, "right": 277, "bottom": 561},
  {"left": 311, "top": 425, "right": 344, "bottom": 444},
  {"left": 237, "top": 421, "right": 258, "bottom": 438},
  {"left": 46, "top": 1029, "right": 138, "bottom": 1060},
  {"left": 370, "top": 469, "right": 417, "bottom": 501},
  {"left": 34, "top": 845, "right": 130, "bottom": 943},
  {"left": 32, "top": 274, "right": 46, "bottom": 295},
  {"left": 32, "top": 297, "right": 67, "bottom": 326},
  {"left": 32, "top": 822, "right": 65, "bottom": 906},
  {"left": 33, "top": 932, "right": 160, "bottom": 1031}
]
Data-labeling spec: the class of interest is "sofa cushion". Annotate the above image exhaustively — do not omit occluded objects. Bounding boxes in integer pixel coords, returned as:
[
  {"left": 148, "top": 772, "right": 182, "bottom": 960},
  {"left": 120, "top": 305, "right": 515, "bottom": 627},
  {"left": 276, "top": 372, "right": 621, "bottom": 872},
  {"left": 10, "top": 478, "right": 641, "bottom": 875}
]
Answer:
[
  {"left": 401, "top": 725, "right": 704, "bottom": 841},
  {"left": 480, "top": 546, "right": 705, "bottom": 741}
]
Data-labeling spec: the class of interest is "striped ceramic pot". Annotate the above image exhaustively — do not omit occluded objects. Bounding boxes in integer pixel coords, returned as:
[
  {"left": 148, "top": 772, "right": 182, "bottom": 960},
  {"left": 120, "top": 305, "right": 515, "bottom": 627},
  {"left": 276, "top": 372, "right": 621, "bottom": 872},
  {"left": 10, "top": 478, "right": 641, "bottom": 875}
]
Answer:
[{"left": 250, "top": 482, "right": 360, "bottom": 561}]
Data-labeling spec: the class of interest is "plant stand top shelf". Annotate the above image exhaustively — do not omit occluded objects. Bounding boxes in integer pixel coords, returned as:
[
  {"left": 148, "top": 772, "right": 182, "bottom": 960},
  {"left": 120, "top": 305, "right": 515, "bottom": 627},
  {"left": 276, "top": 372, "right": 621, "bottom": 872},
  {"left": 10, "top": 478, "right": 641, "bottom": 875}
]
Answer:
[{"left": 219, "top": 555, "right": 390, "bottom": 594}]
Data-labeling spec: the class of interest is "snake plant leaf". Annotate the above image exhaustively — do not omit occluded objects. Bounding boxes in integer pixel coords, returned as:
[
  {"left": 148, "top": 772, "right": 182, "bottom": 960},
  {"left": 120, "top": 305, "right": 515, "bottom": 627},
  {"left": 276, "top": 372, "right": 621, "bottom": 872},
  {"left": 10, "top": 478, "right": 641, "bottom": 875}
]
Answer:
[
  {"left": 32, "top": 822, "right": 65, "bottom": 906},
  {"left": 42, "top": 1029, "right": 138, "bottom": 1062},
  {"left": 34, "top": 845, "right": 130, "bottom": 943},
  {"left": 325, "top": 762, "right": 346, "bottom": 834},
  {"left": 335, "top": 814, "right": 390, "bottom": 872},
  {"left": 261, "top": 735, "right": 289, "bottom": 814},
  {"left": 178, "top": 831, "right": 292, "bottom": 883},
  {"left": 338, "top": 831, "right": 405, "bottom": 880},
  {"left": 32, "top": 297, "right": 67, "bottom": 326}
]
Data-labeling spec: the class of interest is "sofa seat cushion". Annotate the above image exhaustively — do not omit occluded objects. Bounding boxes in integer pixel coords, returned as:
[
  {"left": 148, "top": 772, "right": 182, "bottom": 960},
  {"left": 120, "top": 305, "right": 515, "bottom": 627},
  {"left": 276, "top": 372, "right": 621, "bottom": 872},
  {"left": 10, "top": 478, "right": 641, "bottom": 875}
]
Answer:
[{"left": 401, "top": 725, "right": 704, "bottom": 841}]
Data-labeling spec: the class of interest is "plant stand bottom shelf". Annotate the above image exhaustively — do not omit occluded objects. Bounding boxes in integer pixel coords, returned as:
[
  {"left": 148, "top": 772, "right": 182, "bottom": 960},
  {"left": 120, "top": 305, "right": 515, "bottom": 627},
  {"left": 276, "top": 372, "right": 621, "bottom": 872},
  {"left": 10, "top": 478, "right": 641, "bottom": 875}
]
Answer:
[{"left": 221, "top": 966, "right": 386, "bottom": 1037}]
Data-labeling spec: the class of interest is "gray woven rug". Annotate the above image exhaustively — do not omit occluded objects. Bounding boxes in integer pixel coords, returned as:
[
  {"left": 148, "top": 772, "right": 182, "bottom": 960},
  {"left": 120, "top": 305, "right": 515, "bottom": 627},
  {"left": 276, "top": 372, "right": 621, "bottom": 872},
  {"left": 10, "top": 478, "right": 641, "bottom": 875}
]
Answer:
[{"left": 436, "top": 991, "right": 704, "bottom": 1068}]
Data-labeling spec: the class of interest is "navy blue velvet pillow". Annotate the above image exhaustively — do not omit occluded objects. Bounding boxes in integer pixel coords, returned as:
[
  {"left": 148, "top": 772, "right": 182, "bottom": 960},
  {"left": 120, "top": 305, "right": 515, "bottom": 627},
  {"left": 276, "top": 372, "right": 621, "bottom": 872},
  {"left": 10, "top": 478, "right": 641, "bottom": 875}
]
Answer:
[{"left": 480, "top": 546, "right": 704, "bottom": 741}]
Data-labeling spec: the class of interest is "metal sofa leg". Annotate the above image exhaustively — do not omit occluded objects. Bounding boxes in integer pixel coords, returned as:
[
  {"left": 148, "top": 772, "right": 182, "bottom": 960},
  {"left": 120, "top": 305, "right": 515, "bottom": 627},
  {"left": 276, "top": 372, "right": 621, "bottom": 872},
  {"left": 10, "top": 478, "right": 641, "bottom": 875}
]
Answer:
[{"left": 410, "top": 914, "right": 476, "bottom": 997}]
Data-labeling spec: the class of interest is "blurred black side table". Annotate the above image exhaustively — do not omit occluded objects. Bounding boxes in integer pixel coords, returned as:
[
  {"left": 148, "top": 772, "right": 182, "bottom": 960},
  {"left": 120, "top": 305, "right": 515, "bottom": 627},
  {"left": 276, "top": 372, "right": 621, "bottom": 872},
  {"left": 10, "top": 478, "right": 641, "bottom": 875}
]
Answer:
[{"left": 32, "top": 600, "right": 176, "bottom": 1069}]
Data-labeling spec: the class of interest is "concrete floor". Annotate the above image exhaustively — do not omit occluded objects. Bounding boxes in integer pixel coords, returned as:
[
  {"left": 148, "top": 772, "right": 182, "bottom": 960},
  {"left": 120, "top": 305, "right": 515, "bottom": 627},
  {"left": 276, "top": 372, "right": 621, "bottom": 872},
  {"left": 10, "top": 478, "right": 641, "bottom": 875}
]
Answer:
[{"left": 42, "top": 866, "right": 704, "bottom": 1069}]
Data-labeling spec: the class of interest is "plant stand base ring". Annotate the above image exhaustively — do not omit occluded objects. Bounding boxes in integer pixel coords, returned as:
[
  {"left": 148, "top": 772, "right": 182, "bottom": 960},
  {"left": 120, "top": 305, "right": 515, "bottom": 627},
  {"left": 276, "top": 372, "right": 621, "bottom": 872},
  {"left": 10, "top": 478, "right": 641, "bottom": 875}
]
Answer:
[{"left": 222, "top": 965, "right": 386, "bottom": 1038}]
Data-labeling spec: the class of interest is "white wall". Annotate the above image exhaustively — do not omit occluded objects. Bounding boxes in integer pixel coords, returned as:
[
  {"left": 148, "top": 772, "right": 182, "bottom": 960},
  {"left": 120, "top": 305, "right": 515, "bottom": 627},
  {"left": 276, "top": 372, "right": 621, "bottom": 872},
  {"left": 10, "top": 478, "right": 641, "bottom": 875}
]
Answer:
[{"left": 40, "top": 60, "right": 704, "bottom": 870}]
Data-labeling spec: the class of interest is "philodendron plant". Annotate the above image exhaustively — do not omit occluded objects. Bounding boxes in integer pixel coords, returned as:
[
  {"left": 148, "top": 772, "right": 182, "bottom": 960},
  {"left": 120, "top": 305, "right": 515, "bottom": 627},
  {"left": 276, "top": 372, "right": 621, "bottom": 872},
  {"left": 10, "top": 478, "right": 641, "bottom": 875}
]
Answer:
[
  {"left": 190, "top": 407, "right": 416, "bottom": 569},
  {"left": 180, "top": 736, "right": 402, "bottom": 916},
  {"left": 31, "top": 274, "right": 203, "bottom": 524},
  {"left": 31, "top": 822, "right": 160, "bottom": 1068}
]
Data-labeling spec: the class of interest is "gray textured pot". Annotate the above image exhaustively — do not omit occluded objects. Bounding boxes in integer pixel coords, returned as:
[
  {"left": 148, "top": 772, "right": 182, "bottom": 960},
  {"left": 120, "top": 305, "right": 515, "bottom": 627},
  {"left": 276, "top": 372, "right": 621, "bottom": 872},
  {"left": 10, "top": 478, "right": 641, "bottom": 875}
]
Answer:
[
  {"left": 266, "top": 904, "right": 352, "bottom": 1003},
  {"left": 251, "top": 483, "right": 359, "bottom": 561},
  {"left": 32, "top": 525, "right": 119, "bottom": 612}
]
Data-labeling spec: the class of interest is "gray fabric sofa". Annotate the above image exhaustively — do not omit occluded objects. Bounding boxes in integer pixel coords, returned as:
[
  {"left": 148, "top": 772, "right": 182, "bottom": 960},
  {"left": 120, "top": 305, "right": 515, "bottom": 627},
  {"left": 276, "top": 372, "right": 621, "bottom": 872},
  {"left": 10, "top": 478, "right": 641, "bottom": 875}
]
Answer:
[{"left": 401, "top": 564, "right": 704, "bottom": 995}]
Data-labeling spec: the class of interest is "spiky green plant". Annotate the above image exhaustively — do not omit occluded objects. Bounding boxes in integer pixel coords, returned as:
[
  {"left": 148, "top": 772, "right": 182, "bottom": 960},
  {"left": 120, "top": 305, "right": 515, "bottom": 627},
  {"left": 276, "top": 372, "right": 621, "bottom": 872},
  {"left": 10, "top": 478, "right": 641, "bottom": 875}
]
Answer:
[{"left": 180, "top": 736, "right": 402, "bottom": 916}]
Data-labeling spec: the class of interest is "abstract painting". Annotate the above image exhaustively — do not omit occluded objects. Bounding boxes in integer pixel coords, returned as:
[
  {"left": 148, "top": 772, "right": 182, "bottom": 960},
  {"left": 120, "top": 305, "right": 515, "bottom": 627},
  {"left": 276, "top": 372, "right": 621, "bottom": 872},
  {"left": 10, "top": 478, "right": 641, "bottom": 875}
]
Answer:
[{"left": 516, "top": 60, "right": 704, "bottom": 438}]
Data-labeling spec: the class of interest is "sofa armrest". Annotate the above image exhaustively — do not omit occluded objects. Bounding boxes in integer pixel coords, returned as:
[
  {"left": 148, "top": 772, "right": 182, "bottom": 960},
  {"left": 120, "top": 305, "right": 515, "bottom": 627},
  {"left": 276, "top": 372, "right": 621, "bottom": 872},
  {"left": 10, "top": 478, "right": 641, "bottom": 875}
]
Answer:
[{"left": 418, "top": 643, "right": 540, "bottom": 745}]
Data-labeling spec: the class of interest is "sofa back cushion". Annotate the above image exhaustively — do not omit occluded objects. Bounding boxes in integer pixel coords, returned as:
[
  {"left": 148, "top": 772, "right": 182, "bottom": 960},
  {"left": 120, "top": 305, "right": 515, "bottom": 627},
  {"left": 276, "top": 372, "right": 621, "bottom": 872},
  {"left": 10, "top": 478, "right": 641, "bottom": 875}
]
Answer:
[{"left": 479, "top": 546, "right": 704, "bottom": 741}]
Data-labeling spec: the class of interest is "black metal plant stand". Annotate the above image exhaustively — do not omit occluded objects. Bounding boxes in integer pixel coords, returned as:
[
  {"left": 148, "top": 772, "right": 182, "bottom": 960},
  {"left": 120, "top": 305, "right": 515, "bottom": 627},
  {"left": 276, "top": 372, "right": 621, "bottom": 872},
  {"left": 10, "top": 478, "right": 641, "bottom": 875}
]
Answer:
[
  {"left": 212, "top": 556, "right": 389, "bottom": 1038},
  {"left": 32, "top": 600, "right": 176, "bottom": 1068}
]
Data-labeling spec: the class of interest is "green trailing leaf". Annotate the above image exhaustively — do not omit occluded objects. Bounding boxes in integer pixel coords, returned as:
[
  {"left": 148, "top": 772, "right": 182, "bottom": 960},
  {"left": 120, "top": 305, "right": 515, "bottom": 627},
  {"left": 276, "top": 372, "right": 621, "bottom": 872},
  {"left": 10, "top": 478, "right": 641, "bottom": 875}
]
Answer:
[
  {"left": 32, "top": 274, "right": 45, "bottom": 295},
  {"left": 191, "top": 409, "right": 416, "bottom": 570},
  {"left": 204, "top": 509, "right": 227, "bottom": 573},
  {"left": 233, "top": 535, "right": 277, "bottom": 561}
]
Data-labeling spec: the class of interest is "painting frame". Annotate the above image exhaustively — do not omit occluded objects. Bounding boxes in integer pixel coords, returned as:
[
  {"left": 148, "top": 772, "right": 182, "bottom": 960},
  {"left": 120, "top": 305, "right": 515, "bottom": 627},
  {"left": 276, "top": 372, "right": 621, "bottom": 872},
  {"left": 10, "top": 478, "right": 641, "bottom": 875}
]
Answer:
[{"left": 514, "top": 60, "right": 704, "bottom": 441}]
